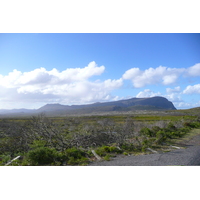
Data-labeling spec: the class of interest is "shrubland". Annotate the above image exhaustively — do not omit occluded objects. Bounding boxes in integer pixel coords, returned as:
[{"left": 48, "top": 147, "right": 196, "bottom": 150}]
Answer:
[{"left": 0, "top": 110, "right": 200, "bottom": 166}]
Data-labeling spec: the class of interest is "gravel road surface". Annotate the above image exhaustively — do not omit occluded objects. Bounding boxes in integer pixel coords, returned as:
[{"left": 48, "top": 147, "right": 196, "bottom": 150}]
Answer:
[{"left": 88, "top": 134, "right": 200, "bottom": 166}]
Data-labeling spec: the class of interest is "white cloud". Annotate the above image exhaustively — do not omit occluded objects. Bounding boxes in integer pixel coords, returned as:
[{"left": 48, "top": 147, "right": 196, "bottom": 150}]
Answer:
[
  {"left": 103, "top": 78, "right": 123, "bottom": 90},
  {"left": 122, "top": 64, "right": 200, "bottom": 88},
  {"left": 122, "top": 68, "right": 141, "bottom": 80},
  {"left": 166, "top": 86, "right": 181, "bottom": 94},
  {"left": 165, "top": 86, "right": 183, "bottom": 103},
  {"left": 175, "top": 102, "right": 191, "bottom": 109},
  {"left": 122, "top": 65, "right": 185, "bottom": 88},
  {"left": 186, "top": 63, "right": 200, "bottom": 77},
  {"left": 136, "top": 89, "right": 161, "bottom": 98},
  {"left": 183, "top": 84, "right": 200, "bottom": 94},
  {"left": 166, "top": 93, "right": 182, "bottom": 102},
  {"left": 1, "top": 61, "right": 105, "bottom": 87},
  {"left": 174, "top": 100, "right": 200, "bottom": 109},
  {"left": 0, "top": 61, "right": 123, "bottom": 109},
  {"left": 162, "top": 74, "right": 178, "bottom": 85}
]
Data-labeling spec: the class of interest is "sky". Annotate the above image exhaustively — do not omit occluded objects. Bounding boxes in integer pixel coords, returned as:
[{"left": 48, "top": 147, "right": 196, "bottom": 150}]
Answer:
[{"left": 0, "top": 33, "right": 200, "bottom": 110}]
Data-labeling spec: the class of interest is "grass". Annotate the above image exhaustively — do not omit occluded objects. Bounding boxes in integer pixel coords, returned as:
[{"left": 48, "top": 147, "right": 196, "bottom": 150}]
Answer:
[{"left": 168, "top": 128, "right": 200, "bottom": 147}]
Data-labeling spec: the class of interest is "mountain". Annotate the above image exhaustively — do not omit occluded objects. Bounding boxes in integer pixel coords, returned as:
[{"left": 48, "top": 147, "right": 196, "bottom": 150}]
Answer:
[
  {"left": 37, "top": 96, "right": 176, "bottom": 114},
  {"left": 0, "top": 96, "right": 176, "bottom": 116},
  {"left": 0, "top": 108, "right": 36, "bottom": 114}
]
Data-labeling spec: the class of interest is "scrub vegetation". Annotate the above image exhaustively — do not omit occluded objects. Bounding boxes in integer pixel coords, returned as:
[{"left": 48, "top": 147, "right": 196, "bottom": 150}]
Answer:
[{"left": 1, "top": 109, "right": 200, "bottom": 166}]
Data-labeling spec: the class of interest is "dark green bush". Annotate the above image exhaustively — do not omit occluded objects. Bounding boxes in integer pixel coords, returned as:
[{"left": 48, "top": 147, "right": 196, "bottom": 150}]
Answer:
[
  {"left": 102, "top": 146, "right": 110, "bottom": 153},
  {"left": 103, "top": 154, "right": 111, "bottom": 161},
  {"left": 95, "top": 146, "right": 107, "bottom": 156},
  {"left": 156, "top": 130, "right": 167, "bottom": 144},
  {"left": 142, "top": 138, "right": 156, "bottom": 148},
  {"left": 65, "top": 147, "right": 86, "bottom": 159},
  {"left": 121, "top": 143, "right": 135, "bottom": 151},
  {"left": 67, "top": 156, "right": 88, "bottom": 165},
  {"left": 95, "top": 145, "right": 122, "bottom": 157},
  {"left": 61, "top": 147, "right": 89, "bottom": 165},
  {"left": 151, "top": 126, "right": 161, "bottom": 136},
  {"left": 27, "top": 146, "right": 58, "bottom": 166},
  {"left": 0, "top": 154, "right": 11, "bottom": 165},
  {"left": 179, "top": 127, "right": 191, "bottom": 133},
  {"left": 184, "top": 122, "right": 200, "bottom": 128},
  {"left": 109, "top": 146, "right": 122, "bottom": 154},
  {"left": 140, "top": 127, "right": 154, "bottom": 137},
  {"left": 166, "top": 122, "right": 177, "bottom": 132}
]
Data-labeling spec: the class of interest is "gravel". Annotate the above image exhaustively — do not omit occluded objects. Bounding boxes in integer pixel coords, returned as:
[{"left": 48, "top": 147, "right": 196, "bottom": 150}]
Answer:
[{"left": 88, "top": 134, "right": 200, "bottom": 166}]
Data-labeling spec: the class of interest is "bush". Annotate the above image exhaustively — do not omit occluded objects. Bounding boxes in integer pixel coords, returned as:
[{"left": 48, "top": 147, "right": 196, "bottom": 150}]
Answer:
[
  {"left": 103, "top": 154, "right": 111, "bottom": 161},
  {"left": 179, "top": 127, "right": 191, "bottom": 134},
  {"left": 142, "top": 138, "right": 155, "bottom": 148},
  {"left": 0, "top": 154, "right": 11, "bottom": 165},
  {"left": 27, "top": 146, "right": 58, "bottom": 165},
  {"left": 67, "top": 156, "right": 88, "bottom": 165},
  {"left": 109, "top": 146, "right": 122, "bottom": 154},
  {"left": 61, "top": 147, "right": 89, "bottom": 165},
  {"left": 140, "top": 127, "right": 154, "bottom": 137},
  {"left": 95, "top": 146, "right": 107, "bottom": 156},
  {"left": 166, "top": 122, "right": 177, "bottom": 132},
  {"left": 151, "top": 126, "right": 161, "bottom": 136},
  {"left": 102, "top": 146, "right": 110, "bottom": 153},
  {"left": 121, "top": 143, "right": 135, "bottom": 151},
  {"left": 184, "top": 122, "right": 200, "bottom": 128},
  {"left": 65, "top": 147, "right": 86, "bottom": 159},
  {"left": 156, "top": 130, "right": 167, "bottom": 144}
]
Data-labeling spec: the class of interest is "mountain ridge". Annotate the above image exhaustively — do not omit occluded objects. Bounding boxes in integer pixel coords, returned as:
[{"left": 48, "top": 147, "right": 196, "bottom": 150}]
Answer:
[{"left": 0, "top": 96, "right": 176, "bottom": 116}]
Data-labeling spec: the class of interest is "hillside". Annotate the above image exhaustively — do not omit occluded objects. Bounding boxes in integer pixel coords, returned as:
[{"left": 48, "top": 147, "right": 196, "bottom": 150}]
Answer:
[
  {"left": 0, "top": 96, "right": 176, "bottom": 116},
  {"left": 37, "top": 96, "right": 176, "bottom": 115}
]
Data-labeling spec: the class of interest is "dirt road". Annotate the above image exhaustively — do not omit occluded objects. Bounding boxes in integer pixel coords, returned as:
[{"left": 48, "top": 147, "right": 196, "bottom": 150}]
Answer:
[{"left": 88, "top": 133, "right": 200, "bottom": 166}]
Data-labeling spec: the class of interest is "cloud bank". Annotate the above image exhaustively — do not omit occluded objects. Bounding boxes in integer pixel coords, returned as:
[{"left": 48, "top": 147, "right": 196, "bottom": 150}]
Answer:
[
  {"left": 0, "top": 61, "right": 123, "bottom": 108},
  {"left": 0, "top": 62, "right": 200, "bottom": 109},
  {"left": 122, "top": 63, "right": 200, "bottom": 88},
  {"left": 183, "top": 84, "right": 200, "bottom": 94}
]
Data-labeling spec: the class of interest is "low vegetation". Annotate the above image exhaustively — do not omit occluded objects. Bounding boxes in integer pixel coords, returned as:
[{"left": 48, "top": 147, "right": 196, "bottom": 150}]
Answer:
[{"left": 1, "top": 109, "right": 200, "bottom": 166}]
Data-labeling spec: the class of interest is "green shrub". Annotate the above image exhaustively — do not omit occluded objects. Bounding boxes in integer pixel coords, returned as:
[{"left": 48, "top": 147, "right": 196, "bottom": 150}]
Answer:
[
  {"left": 67, "top": 156, "right": 88, "bottom": 165},
  {"left": 65, "top": 147, "right": 86, "bottom": 159},
  {"left": 103, "top": 154, "right": 111, "bottom": 161},
  {"left": 151, "top": 126, "right": 161, "bottom": 136},
  {"left": 142, "top": 146, "right": 146, "bottom": 152},
  {"left": 179, "top": 127, "right": 191, "bottom": 134},
  {"left": 30, "top": 140, "right": 47, "bottom": 149},
  {"left": 0, "top": 154, "right": 11, "bottom": 165},
  {"left": 102, "top": 146, "right": 110, "bottom": 153},
  {"left": 95, "top": 147, "right": 107, "bottom": 156},
  {"left": 27, "top": 146, "right": 58, "bottom": 166},
  {"left": 109, "top": 146, "right": 122, "bottom": 154},
  {"left": 142, "top": 138, "right": 155, "bottom": 148},
  {"left": 61, "top": 147, "right": 89, "bottom": 165},
  {"left": 140, "top": 127, "right": 154, "bottom": 137},
  {"left": 121, "top": 143, "right": 135, "bottom": 151},
  {"left": 166, "top": 122, "right": 177, "bottom": 132},
  {"left": 184, "top": 122, "right": 200, "bottom": 128},
  {"left": 156, "top": 130, "right": 167, "bottom": 144}
]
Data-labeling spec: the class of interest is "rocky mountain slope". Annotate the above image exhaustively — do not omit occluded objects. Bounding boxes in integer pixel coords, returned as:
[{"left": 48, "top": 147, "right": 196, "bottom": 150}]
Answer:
[
  {"left": 0, "top": 96, "right": 176, "bottom": 116},
  {"left": 39, "top": 96, "right": 176, "bottom": 112}
]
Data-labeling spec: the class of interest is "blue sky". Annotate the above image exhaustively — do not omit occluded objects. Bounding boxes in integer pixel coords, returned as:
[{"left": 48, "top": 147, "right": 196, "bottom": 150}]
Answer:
[{"left": 0, "top": 33, "right": 200, "bottom": 109}]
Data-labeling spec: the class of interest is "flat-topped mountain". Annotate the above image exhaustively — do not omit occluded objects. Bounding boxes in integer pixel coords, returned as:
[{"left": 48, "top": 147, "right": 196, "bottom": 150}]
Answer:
[
  {"left": 37, "top": 96, "right": 176, "bottom": 114},
  {"left": 0, "top": 96, "right": 176, "bottom": 116}
]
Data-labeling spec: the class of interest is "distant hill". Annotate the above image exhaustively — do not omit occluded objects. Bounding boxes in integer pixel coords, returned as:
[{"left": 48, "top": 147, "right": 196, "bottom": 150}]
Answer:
[
  {"left": 37, "top": 96, "right": 176, "bottom": 115},
  {"left": 0, "top": 96, "right": 176, "bottom": 116}
]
